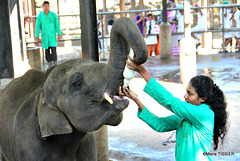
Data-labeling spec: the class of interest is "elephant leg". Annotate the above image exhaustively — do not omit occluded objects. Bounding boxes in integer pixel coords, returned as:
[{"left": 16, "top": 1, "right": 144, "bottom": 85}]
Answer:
[{"left": 75, "top": 133, "right": 97, "bottom": 161}]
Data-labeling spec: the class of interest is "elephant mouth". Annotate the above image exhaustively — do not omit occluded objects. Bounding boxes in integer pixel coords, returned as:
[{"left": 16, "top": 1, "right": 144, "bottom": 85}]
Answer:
[
  {"left": 104, "top": 92, "right": 125, "bottom": 104},
  {"left": 104, "top": 82, "right": 129, "bottom": 111}
]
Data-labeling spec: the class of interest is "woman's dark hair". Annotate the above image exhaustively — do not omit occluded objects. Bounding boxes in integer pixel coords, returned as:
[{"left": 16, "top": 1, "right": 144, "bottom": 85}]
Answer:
[{"left": 190, "top": 75, "right": 228, "bottom": 150}]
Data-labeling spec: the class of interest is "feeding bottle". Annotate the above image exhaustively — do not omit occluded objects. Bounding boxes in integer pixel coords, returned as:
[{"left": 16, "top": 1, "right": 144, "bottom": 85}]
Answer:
[{"left": 123, "top": 48, "right": 135, "bottom": 87}]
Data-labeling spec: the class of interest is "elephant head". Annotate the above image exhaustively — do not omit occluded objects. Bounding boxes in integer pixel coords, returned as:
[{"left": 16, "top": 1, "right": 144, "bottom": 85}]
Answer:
[{"left": 37, "top": 17, "right": 148, "bottom": 138}]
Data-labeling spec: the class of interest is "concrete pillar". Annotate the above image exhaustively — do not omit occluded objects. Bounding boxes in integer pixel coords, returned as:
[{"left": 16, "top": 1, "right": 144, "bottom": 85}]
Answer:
[
  {"left": 95, "top": 126, "right": 108, "bottom": 161},
  {"left": 179, "top": 0, "right": 196, "bottom": 85},
  {"left": 179, "top": 38, "right": 196, "bottom": 85},
  {"left": 160, "top": 0, "right": 171, "bottom": 59},
  {"left": 120, "top": 0, "right": 125, "bottom": 17},
  {"left": 160, "top": 22, "right": 172, "bottom": 59},
  {"left": 0, "top": 0, "right": 30, "bottom": 79}
]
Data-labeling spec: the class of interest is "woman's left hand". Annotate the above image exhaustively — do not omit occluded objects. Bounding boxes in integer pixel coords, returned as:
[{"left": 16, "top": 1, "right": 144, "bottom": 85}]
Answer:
[
  {"left": 119, "top": 86, "right": 138, "bottom": 101},
  {"left": 119, "top": 86, "right": 144, "bottom": 112}
]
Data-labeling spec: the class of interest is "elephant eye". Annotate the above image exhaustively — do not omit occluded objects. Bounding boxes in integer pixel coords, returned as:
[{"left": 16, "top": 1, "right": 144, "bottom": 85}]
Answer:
[
  {"left": 73, "top": 81, "right": 82, "bottom": 88},
  {"left": 70, "top": 72, "right": 84, "bottom": 90}
]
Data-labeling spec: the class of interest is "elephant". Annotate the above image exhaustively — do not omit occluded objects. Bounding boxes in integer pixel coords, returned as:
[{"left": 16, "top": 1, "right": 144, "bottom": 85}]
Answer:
[{"left": 0, "top": 17, "right": 148, "bottom": 161}]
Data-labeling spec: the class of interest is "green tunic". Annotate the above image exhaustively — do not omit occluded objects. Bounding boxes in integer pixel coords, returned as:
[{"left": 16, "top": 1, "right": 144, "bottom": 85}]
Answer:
[
  {"left": 35, "top": 11, "right": 62, "bottom": 49},
  {"left": 137, "top": 77, "right": 214, "bottom": 161}
]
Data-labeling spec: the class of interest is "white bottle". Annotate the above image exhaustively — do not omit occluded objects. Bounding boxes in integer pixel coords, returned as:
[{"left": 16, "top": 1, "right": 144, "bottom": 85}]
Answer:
[{"left": 123, "top": 48, "right": 135, "bottom": 87}]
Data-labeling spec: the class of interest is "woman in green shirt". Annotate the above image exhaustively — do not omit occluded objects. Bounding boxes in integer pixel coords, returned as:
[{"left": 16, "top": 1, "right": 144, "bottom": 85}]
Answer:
[{"left": 119, "top": 56, "right": 228, "bottom": 161}]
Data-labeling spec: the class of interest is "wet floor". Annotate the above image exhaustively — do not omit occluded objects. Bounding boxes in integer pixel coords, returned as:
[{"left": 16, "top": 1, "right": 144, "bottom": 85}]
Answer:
[
  {"left": 147, "top": 54, "right": 239, "bottom": 80},
  {"left": 138, "top": 53, "right": 240, "bottom": 95}
]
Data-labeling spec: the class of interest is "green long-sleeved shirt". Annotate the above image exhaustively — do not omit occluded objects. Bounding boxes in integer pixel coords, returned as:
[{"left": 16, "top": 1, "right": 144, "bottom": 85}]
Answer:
[
  {"left": 35, "top": 11, "right": 62, "bottom": 49},
  {"left": 137, "top": 77, "right": 214, "bottom": 161}
]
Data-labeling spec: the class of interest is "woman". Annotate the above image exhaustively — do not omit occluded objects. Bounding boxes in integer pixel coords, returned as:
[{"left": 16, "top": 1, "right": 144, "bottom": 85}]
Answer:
[
  {"left": 144, "top": 13, "right": 159, "bottom": 56},
  {"left": 120, "top": 57, "right": 228, "bottom": 161}
]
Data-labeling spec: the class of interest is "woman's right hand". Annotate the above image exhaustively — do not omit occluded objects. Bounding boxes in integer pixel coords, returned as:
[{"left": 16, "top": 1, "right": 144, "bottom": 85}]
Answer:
[
  {"left": 126, "top": 56, "right": 152, "bottom": 82},
  {"left": 126, "top": 56, "right": 146, "bottom": 73}
]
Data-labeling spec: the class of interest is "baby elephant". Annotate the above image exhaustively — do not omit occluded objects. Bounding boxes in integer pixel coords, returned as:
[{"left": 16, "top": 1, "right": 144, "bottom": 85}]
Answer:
[{"left": 0, "top": 17, "right": 148, "bottom": 160}]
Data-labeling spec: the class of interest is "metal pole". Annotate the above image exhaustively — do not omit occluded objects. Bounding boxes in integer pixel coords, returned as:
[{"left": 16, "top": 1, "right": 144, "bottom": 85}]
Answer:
[
  {"left": 222, "top": 7, "right": 225, "bottom": 53},
  {"left": 103, "top": 0, "right": 107, "bottom": 36},
  {"left": 79, "top": 0, "right": 99, "bottom": 61},
  {"left": 57, "top": 0, "right": 59, "bottom": 15},
  {"left": 120, "top": 0, "right": 125, "bottom": 17},
  {"left": 101, "top": 14, "right": 106, "bottom": 61},
  {"left": 131, "top": 0, "right": 136, "bottom": 20},
  {"left": 139, "top": 0, "right": 144, "bottom": 9},
  {"left": 31, "top": 0, "right": 36, "bottom": 40},
  {"left": 162, "top": 0, "right": 167, "bottom": 23}
]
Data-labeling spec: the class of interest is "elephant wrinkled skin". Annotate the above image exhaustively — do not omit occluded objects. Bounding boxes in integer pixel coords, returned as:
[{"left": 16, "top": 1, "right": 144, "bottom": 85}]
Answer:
[{"left": 0, "top": 17, "right": 148, "bottom": 161}]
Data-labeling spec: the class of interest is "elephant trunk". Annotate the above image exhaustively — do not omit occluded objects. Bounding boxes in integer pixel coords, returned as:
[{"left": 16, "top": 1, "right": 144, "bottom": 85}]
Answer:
[{"left": 105, "top": 17, "right": 148, "bottom": 96}]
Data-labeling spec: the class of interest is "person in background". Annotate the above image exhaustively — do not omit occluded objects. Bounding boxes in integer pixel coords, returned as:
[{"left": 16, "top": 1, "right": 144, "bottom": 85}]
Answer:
[
  {"left": 135, "top": 11, "right": 146, "bottom": 36},
  {"left": 35, "top": 1, "right": 62, "bottom": 67},
  {"left": 220, "top": 0, "right": 233, "bottom": 53},
  {"left": 24, "top": 14, "right": 31, "bottom": 34},
  {"left": 97, "top": 20, "right": 102, "bottom": 58},
  {"left": 177, "top": 7, "right": 184, "bottom": 43},
  {"left": 144, "top": 13, "right": 159, "bottom": 56},
  {"left": 191, "top": 4, "right": 208, "bottom": 47},
  {"left": 154, "top": 15, "right": 161, "bottom": 56},
  {"left": 170, "top": 0, "right": 184, "bottom": 15},
  {"left": 233, "top": 7, "right": 240, "bottom": 52},
  {"left": 119, "top": 57, "right": 228, "bottom": 161},
  {"left": 107, "top": 18, "right": 115, "bottom": 53},
  {"left": 107, "top": 18, "right": 115, "bottom": 35},
  {"left": 167, "top": 1, "right": 179, "bottom": 55}
]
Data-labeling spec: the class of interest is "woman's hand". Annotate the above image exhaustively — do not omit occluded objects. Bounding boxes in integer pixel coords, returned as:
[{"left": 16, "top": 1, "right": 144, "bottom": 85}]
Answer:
[
  {"left": 119, "top": 86, "right": 138, "bottom": 101},
  {"left": 126, "top": 56, "right": 146, "bottom": 73},
  {"left": 118, "top": 86, "right": 144, "bottom": 112},
  {"left": 126, "top": 56, "right": 152, "bottom": 83}
]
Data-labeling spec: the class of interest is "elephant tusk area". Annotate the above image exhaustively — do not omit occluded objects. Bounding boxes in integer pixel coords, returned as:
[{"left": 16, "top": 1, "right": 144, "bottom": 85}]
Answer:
[{"left": 104, "top": 92, "right": 113, "bottom": 104}]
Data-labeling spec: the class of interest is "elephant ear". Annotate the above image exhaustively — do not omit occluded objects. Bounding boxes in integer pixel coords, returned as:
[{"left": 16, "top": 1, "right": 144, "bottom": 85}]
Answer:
[{"left": 37, "top": 92, "right": 73, "bottom": 138}]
